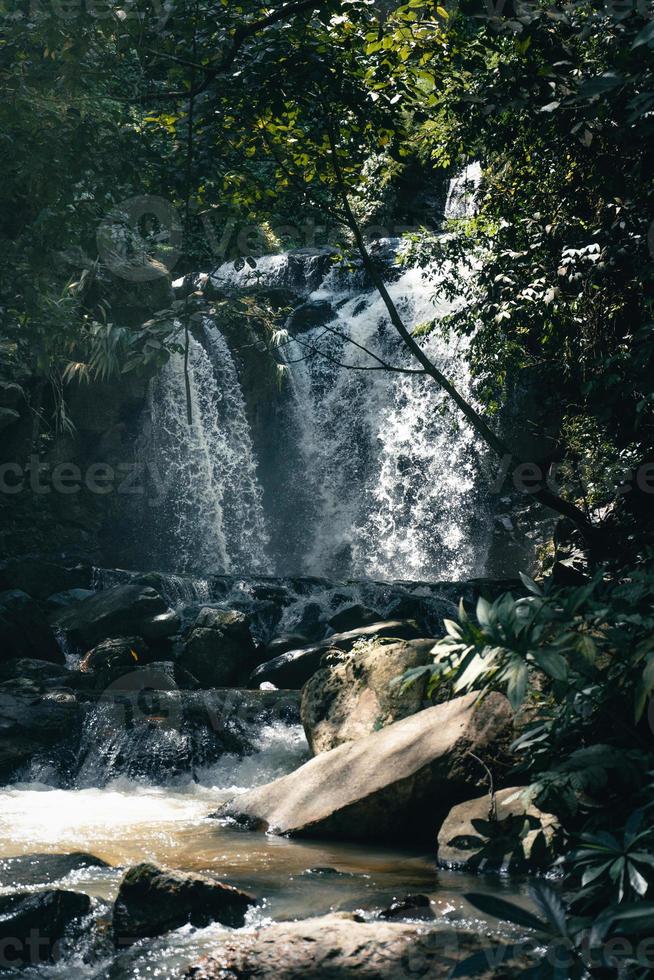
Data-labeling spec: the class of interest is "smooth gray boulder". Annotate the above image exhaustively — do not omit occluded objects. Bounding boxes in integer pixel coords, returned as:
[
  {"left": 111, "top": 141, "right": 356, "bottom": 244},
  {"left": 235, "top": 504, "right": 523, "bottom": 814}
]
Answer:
[
  {"left": 218, "top": 692, "right": 512, "bottom": 843},
  {"left": 301, "top": 638, "right": 436, "bottom": 754}
]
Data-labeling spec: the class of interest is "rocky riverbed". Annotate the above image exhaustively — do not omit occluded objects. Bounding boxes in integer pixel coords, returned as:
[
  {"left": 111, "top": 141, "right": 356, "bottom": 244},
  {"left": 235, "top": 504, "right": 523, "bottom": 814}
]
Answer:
[{"left": 0, "top": 557, "right": 550, "bottom": 977}]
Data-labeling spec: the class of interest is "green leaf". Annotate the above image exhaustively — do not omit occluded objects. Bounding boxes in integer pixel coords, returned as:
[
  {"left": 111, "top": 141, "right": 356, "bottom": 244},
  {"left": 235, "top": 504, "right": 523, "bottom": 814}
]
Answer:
[
  {"left": 476, "top": 596, "right": 492, "bottom": 628},
  {"left": 628, "top": 862, "right": 649, "bottom": 896},
  {"left": 530, "top": 881, "right": 568, "bottom": 936},
  {"left": 449, "top": 945, "right": 523, "bottom": 978},
  {"left": 578, "top": 73, "right": 623, "bottom": 98},
  {"left": 462, "top": 892, "right": 547, "bottom": 933},
  {"left": 505, "top": 660, "right": 529, "bottom": 710},
  {"left": 519, "top": 571, "right": 543, "bottom": 596},
  {"left": 632, "top": 20, "right": 654, "bottom": 49},
  {"left": 531, "top": 649, "right": 568, "bottom": 682}
]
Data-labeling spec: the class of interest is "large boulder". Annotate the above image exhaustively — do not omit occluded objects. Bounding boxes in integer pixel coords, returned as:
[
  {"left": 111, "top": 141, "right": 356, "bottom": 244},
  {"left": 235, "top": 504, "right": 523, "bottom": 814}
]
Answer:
[
  {"left": 112, "top": 863, "right": 255, "bottom": 946},
  {"left": 218, "top": 692, "right": 513, "bottom": 843},
  {"left": 250, "top": 620, "right": 423, "bottom": 689},
  {"left": 187, "top": 913, "right": 520, "bottom": 979},
  {"left": 180, "top": 608, "right": 257, "bottom": 687},
  {"left": 50, "top": 584, "right": 179, "bottom": 648},
  {"left": 0, "top": 889, "right": 91, "bottom": 965},
  {"left": 301, "top": 638, "right": 436, "bottom": 754},
  {"left": 437, "top": 787, "right": 560, "bottom": 872},
  {"left": 0, "top": 590, "right": 63, "bottom": 664}
]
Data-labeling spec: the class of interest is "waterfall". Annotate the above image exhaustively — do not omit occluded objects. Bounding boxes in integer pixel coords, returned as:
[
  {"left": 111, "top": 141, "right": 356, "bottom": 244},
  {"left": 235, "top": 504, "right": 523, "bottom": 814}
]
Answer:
[
  {"left": 283, "top": 255, "right": 490, "bottom": 581},
  {"left": 137, "top": 318, "right": 270, "bottom": 575},
  {"left": 135, "top": 167, "right": 490, "bottom": 581}
]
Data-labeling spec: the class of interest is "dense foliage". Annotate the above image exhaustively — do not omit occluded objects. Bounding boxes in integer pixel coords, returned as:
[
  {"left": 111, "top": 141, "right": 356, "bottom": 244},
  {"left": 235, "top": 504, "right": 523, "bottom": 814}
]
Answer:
[{"left": 2, "top": 3, "right": 654, "bottom": 972}]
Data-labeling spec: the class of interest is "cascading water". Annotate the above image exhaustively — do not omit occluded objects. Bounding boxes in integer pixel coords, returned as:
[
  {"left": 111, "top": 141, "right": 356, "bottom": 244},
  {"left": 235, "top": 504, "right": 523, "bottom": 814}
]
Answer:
[
  {"left": 133, "top": 166, "right": 490, "bottom": 581},
  {"left": 136, "top": 318, "right": 270, "bottom": 575},
  {"left": 283, "top": 258, "right": 489, "bottom": 580}
]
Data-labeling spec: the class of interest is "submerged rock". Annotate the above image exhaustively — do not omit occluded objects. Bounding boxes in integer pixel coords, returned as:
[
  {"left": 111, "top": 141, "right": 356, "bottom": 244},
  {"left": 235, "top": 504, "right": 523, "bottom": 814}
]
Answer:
[
  {"left": 0, "top": 590, "right": 63, "bottom": 664},
  {"left": 112, "top": 863, "right": 255, "bottom": 945},
  {"left": 50, "top": 583, "right": 179, "bottom": 648},
  {"left": 180, "top": 608, "right": 258, "bottom": 687},
  {"left": 187, "top": 912, "right": 520, "bottom": 979},
  {"left": 378, "top": 894, "right": 435, "bottom": 922},
  {"left": 250, "top": 620, "right": 423, "bottom": 689},
  {"left": 301, "top": 638, "right": 437, "bottom": 754},
  {"left": 437, "top": 787, "right": 560, "bottom": 872},
  {"left": 0, "top": 889, "right": 91, "bottom": 965},
  {"left": 218, "top": 692, "right": 513, "bottom": 843},
  {"left": 0, "top": 852, "right": 110, "bottom": 888}
]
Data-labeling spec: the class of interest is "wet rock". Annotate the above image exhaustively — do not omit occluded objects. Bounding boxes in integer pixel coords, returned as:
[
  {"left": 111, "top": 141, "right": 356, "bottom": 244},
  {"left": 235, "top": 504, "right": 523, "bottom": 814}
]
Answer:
[
  {"left": 264, "top": 633, "right": 310, "bottom": 658},
  {"left": 0, "top": 380, "right": 24, "bottom": 408},
  {"left": 0, "top": 657, "right": 68, "bottom": 686},
  {"left": 46, "top": 588, "right": 96, "bottom": 611},
  {"left": 180, "top": 608, "right": 258, "bottom": 687},
  {"left": 301, "top": 638, "right": 437, "bottom": 754},
  {"left": 186, "top": 912, "right": 520, "bottom": 979},
  {"left": 286, "top": 299, "right": 335, "bottom": 334},
  {"left": 0, "top": 558, "right": 91, "bottom": 600},
  {"left": 0, "top": 406, "right": 20, "bottom": 431},
  {"left": 0, "top": 590, "right": 63, "bottom": 664},
  {"left": 437, "top": 787, "right": 560, "bottom": 872},
  {"left": 250, "top": 643, "right": 340, "bottom": 690},
  {"left": 0, "top": 889, "right": 91, "bottom": 965},
  {"left": 0, "top": 852, "right": 110, "bottom": 888},
  {"left": 112, "top": 863, "right": 256, "bottom": 945},
  {"left": 80, "top": 636, "right": 149, "bottom": 673},
  {"left": 384, "top": 595, "right": 456, "bottom": 637},
  {"left": 218, "top": 692, "right": 513, "bottom": 844},
  {"left": 327, "top": 604, "right": 381, "bottom": 633},
  {"left": 250, "top": 620, "right": 423, "bottom": 690},
  {"left": 299, "top": 867, "right": 357, "bottom": 879},
  {"left": 294, "top": 601, "right": 328, "bottom": 641},
  {"left": 50, "top": 583, "right": 179, "bottom": 648},
  {"left": 379, "top": 894, "right": 435, "bottom": 921},
  {"left": 0, "top": 682, "right": 81, "bottom": 781}
]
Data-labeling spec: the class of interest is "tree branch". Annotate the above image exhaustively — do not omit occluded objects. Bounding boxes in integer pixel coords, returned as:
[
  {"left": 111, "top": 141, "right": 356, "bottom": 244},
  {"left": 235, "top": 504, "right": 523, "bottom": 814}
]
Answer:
[
  {"left": 324, "top": 111, "right": 599, "bottom": 542},
  {"left": 153, "top": 0, "right": 325, "bottom": 101}
]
